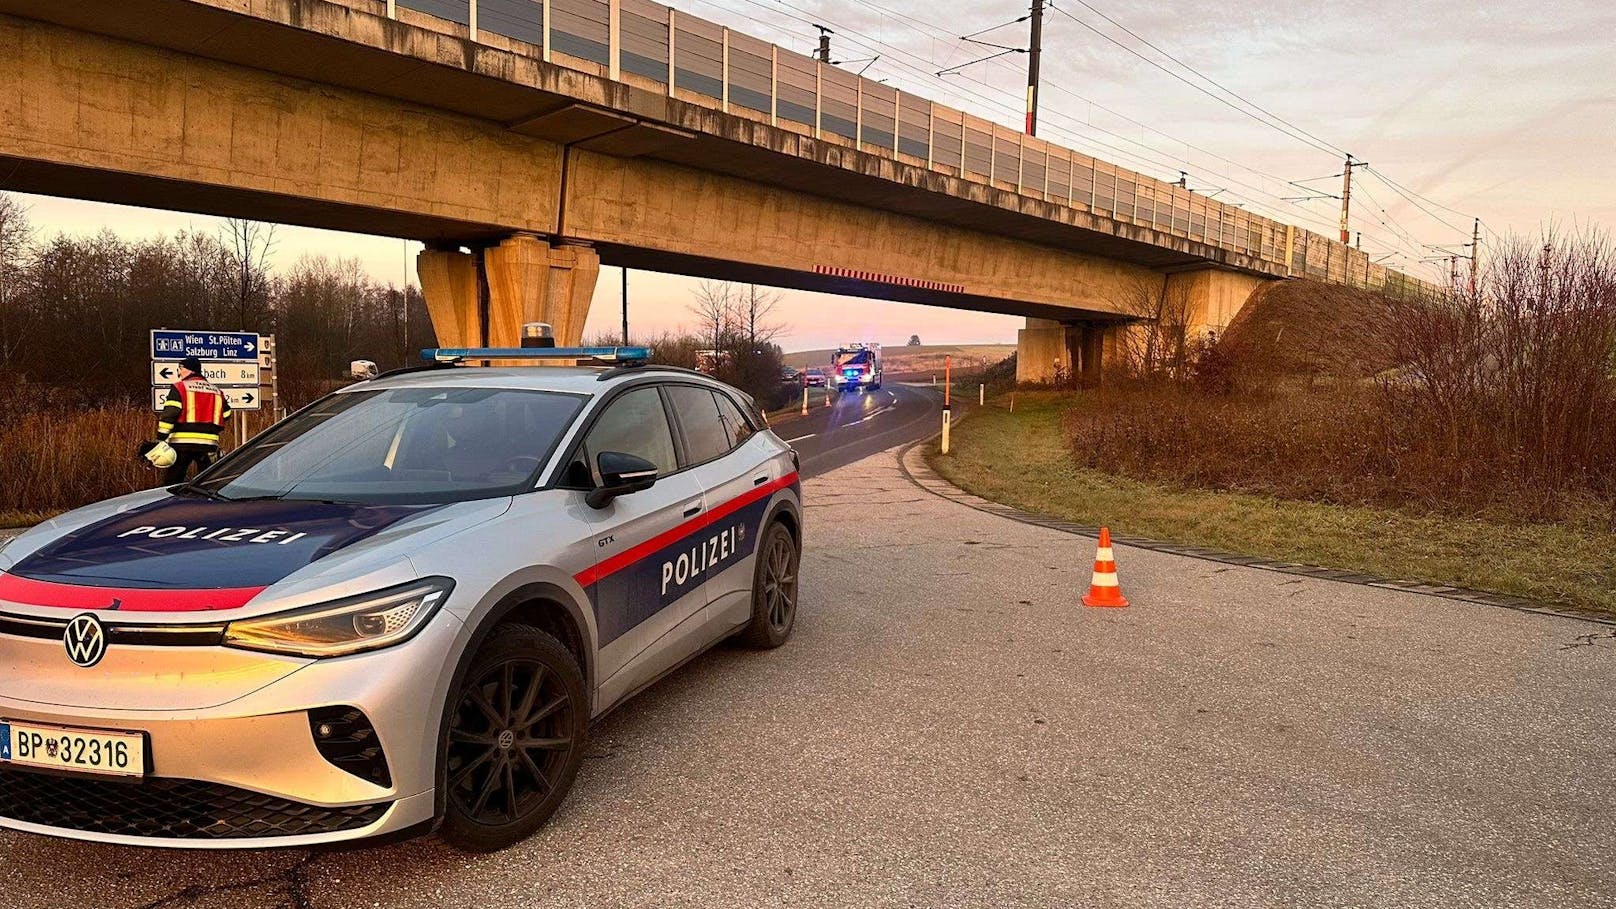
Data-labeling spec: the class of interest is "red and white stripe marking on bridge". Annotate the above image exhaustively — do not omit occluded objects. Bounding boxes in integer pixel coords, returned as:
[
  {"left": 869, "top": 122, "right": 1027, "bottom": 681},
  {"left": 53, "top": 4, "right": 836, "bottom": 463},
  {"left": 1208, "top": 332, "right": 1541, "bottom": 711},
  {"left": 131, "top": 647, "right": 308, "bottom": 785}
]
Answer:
[{"left": 814, "top": 265, "right": 965, "bottom": 295}]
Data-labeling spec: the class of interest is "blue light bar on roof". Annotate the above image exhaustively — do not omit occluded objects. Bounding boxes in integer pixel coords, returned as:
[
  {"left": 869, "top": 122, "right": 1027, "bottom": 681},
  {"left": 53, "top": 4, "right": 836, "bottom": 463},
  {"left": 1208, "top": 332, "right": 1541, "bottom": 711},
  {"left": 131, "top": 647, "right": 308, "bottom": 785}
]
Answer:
[{"left": 422, "top": 346, "right": 652, "bottom": 364}]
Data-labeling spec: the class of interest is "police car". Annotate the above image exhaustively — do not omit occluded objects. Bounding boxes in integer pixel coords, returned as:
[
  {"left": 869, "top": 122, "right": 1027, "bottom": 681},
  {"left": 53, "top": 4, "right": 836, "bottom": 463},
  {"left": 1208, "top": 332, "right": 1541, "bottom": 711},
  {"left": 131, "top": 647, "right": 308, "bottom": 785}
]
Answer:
[{"left": 0, "top": 339, "right": 802, "bottom": 851}]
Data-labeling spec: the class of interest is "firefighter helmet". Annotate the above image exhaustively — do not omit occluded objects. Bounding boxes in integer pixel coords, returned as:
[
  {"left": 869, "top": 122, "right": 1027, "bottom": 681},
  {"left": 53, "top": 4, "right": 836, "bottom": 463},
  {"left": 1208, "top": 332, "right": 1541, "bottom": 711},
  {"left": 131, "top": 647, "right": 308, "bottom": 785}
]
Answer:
[{"left": 144, "top": 440, "right": 177, "bottom": 469}]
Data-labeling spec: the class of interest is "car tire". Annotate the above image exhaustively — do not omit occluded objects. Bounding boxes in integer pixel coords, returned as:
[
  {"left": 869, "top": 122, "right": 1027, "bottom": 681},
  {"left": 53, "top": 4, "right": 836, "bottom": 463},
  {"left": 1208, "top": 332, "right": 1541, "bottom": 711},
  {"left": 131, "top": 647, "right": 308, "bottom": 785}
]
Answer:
[
  {"left": 439, "top": 624, "right": 588, "bottom": 852},
  {"left": 738, "top": 521, "right": 800, "bottom": 649}
]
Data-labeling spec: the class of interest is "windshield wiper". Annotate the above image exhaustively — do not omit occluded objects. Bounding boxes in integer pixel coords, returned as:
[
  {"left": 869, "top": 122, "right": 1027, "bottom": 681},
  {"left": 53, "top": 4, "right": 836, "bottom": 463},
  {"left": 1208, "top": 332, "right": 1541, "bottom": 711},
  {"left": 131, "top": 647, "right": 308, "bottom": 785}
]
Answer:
[
  {"left": 176, "top": 483, "right": 369, "bottom": 507},
  {"left": 172, "top": 482, "right": 229, "bottom": 501},
  {"left": 217, "top": 492, "right": 367, "bottom": 506}
]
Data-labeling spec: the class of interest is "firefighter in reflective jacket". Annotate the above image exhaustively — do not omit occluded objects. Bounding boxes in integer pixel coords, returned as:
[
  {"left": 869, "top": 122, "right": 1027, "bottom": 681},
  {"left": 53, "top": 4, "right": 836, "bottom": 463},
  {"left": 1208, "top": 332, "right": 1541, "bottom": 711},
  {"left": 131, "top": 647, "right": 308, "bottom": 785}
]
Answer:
[{"left": 155, "top": 356, "right": 233, "bottom": 482}]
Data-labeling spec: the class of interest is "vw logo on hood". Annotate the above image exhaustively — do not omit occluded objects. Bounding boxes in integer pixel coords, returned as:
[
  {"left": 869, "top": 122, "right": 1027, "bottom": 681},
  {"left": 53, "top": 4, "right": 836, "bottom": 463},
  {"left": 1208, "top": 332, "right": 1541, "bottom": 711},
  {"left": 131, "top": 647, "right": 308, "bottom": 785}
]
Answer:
[{"left": 63, "top": 614, "right": 107, "bottom": 668}]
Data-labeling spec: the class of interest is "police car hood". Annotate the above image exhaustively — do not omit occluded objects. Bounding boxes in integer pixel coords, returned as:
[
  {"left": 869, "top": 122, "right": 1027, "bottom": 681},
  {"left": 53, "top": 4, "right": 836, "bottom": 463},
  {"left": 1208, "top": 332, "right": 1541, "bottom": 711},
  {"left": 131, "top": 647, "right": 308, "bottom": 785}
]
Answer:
[{"left": 0, "top": 493, "right": 496, "bottom": 615}]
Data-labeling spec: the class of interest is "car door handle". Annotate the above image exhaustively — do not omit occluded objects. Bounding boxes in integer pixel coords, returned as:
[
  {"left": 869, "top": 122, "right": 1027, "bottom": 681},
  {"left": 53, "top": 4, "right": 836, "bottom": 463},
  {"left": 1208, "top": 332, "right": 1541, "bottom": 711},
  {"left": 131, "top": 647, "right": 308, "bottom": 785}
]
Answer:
[
  {"left": 753, "top": 474, "right": 769, "bottom": 486},
  {"left": 683, "top": 504, "right": 702, "bottom": 517}
]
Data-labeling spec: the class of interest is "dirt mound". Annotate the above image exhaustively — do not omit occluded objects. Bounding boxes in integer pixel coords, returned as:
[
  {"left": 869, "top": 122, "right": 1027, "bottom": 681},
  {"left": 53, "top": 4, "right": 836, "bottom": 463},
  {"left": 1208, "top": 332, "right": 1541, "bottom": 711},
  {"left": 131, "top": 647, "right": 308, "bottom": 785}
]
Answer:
[{"left": 1219, "top": 279, "right": 1400, "bottom": 379}]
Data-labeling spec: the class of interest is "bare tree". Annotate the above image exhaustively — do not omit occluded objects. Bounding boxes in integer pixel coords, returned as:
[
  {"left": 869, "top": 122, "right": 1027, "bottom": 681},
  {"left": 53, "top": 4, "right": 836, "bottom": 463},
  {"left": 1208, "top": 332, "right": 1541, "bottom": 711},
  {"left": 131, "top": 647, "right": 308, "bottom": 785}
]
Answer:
[
  {"left": 224, "top": 218, "right": 277, "bottom": 328},
  {"left": 0, "top": 194, "right": 34, "bottom": 368},
  {"left": 736, "top": 283, "right": 785, "bottom": 348},
  {"left": 689, "top": 280, "right": 736, "bottom": 352},
  {"left": 1115, "top": 275, "right": 1195, "bottom": 379}
]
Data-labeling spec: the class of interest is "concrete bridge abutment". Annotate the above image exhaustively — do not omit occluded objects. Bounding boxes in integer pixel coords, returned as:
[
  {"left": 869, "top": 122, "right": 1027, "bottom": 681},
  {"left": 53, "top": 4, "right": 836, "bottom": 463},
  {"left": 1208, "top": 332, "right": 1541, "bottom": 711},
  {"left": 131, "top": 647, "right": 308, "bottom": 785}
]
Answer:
[{"left": 417, "top": 237, "right": 601, "bottom": 350}]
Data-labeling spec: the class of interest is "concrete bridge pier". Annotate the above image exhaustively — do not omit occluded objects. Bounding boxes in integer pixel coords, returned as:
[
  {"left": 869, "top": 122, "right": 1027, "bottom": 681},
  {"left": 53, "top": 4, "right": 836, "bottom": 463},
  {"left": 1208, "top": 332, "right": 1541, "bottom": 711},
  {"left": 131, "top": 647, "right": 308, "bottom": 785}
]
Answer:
[
  {"left": 417, "top": 236, "right": 601, "bottom": 350},
  {"left": 1016, "top": 319, "right": 1116, "bottom": 386},
  {"left": 1014, "top": 269, "right": 1272, "bottom": 385}
]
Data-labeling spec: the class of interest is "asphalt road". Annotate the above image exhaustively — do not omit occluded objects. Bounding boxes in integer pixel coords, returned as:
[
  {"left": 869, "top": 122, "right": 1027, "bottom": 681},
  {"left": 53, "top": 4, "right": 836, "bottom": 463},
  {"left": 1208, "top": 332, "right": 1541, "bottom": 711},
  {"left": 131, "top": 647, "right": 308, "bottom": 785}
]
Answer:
[
  {"left": 776, "top": 382, "right": 946, "bottom": 478},
  {"left": 4, "top": 439, "right": 1615, "bottom": 908}
]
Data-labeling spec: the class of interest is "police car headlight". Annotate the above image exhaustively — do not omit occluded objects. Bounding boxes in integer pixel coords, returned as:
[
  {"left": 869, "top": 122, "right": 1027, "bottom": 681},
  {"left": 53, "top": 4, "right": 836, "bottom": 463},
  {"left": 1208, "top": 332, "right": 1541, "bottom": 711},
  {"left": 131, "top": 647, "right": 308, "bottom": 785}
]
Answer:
[{"left": 222, "top": 578, "right": 454, "bottom": 658}]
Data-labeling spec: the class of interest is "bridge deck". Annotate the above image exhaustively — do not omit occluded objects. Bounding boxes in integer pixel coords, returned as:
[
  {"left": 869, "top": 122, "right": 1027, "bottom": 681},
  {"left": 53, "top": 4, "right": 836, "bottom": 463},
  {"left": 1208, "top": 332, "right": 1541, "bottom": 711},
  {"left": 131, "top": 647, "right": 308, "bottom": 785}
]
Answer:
[{"left": 0, "top": 0, "right": 1431, "bottom": 296}]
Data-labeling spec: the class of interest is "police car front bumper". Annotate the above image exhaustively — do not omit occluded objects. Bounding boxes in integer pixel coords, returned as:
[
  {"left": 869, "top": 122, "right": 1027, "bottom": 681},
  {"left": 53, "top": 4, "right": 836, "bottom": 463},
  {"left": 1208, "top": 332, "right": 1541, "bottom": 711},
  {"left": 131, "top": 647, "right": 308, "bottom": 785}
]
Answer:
[{"left": 0, "top": 608, "right": 466, "bottom": 849}]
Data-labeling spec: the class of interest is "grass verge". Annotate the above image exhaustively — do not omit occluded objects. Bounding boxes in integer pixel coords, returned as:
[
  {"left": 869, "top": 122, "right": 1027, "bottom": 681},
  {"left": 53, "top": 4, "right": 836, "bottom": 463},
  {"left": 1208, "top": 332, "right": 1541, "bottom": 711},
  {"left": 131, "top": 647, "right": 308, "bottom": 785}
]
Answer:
[{"left": 929, "top": 393, "right": 1616, "bottom": 616}]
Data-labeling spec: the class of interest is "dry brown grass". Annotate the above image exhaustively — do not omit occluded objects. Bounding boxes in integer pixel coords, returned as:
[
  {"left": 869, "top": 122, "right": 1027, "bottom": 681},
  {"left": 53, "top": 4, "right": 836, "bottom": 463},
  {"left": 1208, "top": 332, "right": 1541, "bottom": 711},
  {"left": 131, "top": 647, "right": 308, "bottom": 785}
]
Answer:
[
  {"left": 1063, "top": 381, "right": 1614, "bottom": 528},
  {"left": 0, "top": 402, "right": 163, "bottom": 521},
  {"left": 934, "top": 394, "right": 1616, "bottom": 615}
]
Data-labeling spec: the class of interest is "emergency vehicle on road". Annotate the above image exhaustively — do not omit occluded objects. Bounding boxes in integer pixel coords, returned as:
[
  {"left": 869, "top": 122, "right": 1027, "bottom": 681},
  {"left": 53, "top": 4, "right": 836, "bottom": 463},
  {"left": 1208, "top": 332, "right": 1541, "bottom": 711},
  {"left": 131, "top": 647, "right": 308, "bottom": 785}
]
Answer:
[
  {"left": 0, "top": 337, "right": 803, "bottom": 851},
  {"left": 831, "top": 343, "right": 882, "bottom": 392}
]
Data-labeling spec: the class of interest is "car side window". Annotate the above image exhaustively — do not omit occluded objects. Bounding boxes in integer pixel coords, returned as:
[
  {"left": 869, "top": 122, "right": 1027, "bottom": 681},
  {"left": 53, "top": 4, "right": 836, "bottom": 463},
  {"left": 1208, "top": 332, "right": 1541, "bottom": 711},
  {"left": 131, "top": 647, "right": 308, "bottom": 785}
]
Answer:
[
  {"left": 665, "top": 385, "right": 731, "bottom": 465},
  {"left": 714, "top": 393, "right": 756, "bottom": 448},
  {"left": 580, "top": 387, "right": 678, "bottom": 480}
]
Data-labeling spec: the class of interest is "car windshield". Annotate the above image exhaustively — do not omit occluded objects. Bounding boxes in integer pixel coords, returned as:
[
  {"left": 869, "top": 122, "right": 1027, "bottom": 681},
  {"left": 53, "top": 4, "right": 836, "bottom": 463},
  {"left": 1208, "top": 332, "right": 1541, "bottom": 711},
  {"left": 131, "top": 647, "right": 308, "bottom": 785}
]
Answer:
[{"left": 191, "top": 386, "right": 585, "bottom": 505}]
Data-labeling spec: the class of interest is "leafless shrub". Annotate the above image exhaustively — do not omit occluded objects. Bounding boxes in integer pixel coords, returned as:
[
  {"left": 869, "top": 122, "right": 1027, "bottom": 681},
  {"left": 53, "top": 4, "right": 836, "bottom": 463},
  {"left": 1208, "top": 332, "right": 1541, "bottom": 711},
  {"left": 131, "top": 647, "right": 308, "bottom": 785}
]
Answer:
[
  {"left": 1112, "top": 275, "right": 1195, "bottom": 380},
  {"left": 1379, "top": 231, "right": 1616, "bottom": 521},
  {"left": 1068, "top": 231, "right": 1616, "bottom": 527}
]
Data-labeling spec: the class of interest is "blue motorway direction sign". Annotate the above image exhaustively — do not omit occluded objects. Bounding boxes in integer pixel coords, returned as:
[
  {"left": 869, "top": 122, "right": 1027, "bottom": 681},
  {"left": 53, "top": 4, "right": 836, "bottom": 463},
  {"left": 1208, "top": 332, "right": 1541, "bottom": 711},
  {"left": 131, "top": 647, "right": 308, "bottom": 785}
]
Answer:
[{"left": 150, "top": 330, "right": 260, "bottom": 361}]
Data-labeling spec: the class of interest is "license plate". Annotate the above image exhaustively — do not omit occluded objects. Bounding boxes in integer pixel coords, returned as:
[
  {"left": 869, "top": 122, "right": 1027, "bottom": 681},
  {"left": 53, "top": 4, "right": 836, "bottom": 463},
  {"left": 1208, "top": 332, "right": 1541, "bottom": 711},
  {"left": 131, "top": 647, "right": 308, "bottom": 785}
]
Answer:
[{"left": 0, "top": 721, "right": 146, "bottom": 777}]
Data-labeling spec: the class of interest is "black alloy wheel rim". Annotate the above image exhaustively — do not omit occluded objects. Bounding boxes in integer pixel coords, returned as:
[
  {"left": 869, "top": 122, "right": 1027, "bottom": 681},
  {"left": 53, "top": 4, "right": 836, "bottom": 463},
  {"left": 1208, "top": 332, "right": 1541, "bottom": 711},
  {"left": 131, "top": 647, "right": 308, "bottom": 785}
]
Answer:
[
  {"left": 763, "top": 532, "right": 798, "bottom": 632},
  {"left": 447, "top": 659, "right": 574, "bottom": 826}
]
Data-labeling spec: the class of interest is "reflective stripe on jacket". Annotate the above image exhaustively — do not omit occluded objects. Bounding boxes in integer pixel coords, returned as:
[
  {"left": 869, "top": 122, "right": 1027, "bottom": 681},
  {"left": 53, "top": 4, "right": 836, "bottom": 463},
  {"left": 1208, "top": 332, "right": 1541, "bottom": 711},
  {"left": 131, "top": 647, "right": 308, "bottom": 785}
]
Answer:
[{"left": 156, "top": 376, "right": 233, "bottom": 446}]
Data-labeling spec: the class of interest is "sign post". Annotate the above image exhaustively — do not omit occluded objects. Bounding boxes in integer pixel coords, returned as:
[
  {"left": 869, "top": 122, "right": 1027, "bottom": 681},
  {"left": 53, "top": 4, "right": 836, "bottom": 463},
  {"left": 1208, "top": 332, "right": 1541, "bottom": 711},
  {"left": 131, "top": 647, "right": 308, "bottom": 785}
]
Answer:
[{"left": 259, "top": 335, "right": 279, "bottom": 423}]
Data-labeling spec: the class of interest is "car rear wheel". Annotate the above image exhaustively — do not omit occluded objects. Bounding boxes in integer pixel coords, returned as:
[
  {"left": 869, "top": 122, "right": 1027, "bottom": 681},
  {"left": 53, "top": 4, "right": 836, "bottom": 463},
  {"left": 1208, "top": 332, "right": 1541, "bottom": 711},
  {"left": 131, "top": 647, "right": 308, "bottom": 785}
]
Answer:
[
  {"left": 440, "top": 624, "right": 587, "bottom": 852},
  {"left": 738, "top": 521, "right": 800, "bottom": 649}
]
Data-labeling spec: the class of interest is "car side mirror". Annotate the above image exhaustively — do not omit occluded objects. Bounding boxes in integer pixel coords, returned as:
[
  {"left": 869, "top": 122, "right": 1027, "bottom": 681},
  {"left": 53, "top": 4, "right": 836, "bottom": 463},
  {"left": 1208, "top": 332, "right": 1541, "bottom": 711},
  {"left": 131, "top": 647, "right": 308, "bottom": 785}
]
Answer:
[{"left": 586, "top": 451, "right": 658, "bottom": 509}]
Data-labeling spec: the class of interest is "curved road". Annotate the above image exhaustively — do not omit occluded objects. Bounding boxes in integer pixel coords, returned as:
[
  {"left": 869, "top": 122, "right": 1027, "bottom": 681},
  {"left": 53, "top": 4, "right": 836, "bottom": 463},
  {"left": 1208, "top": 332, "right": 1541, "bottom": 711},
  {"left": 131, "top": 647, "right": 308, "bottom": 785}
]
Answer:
[
  {"left": 2, "top": 388, "right": 1613, "bottom": 907},
  {"left": 774, "top": 383, "right": 945, "bottom": 478}
]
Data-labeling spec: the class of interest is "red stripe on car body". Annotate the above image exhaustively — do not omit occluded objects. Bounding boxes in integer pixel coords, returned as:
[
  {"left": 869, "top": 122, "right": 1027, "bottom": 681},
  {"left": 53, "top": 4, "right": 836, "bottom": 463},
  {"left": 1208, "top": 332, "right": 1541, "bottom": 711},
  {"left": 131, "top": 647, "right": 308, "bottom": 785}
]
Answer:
[{"left": 573, "top": 472, "right": 798, "bottom": 588}]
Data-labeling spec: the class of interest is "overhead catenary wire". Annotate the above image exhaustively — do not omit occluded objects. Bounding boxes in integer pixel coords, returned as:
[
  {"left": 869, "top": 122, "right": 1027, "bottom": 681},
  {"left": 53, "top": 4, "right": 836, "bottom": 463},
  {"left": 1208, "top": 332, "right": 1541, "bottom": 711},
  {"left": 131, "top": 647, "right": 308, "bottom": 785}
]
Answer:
[
  {"left": 1363, "top": 167, "right": 1471, "bottom": 238},
  {"left": 1357, "top": 178, "right": 1435, "bottom": 260},
  {"left": 1366, "top": 166, "right": 1499, "bottom": 242},
  {"left": 1038, "top": 1, "right": 1489, "bottom": 252},
  {"left": 1052, "top": 0, "right": 1349, "bottom": 159},
  {"left": 786, "top": 0, "right": 1400, "bottom": 244},
  {"left": 1040, "top": 0, "right": 1492, "bottom": 248},
  {"left": 1045, "top": 3, "right": 1343, "bottom": 159},
  {"left": 843, "top": 0, "right": 1302, "bottom": 186},
  {"left": 720, "top": 0, "right": 1351, "bottom": 236},
  {"left": 709, "top": 0, "right": 1213, "bottom": 178},
  {"left": 1352, "top": 179, "right": 1429, "bottom": 259},
  {"left": 685, "top": 0, "right": 1439, "bottom": 253}
]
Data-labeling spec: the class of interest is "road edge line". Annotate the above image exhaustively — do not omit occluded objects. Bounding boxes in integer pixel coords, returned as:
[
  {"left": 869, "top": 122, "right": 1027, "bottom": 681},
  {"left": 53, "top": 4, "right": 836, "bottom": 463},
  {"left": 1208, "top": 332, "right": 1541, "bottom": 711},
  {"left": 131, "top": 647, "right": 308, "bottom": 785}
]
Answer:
[{"left": 895, "top": 438, "right": 1616, "bottom": 628}]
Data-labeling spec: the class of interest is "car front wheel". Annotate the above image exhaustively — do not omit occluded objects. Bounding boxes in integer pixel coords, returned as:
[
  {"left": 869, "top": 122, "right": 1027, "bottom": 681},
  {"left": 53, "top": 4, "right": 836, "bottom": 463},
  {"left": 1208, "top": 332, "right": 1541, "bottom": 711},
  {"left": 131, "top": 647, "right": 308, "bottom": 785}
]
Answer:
[{"left": 440, "top": 624, "right": 587, "bottom": 852}]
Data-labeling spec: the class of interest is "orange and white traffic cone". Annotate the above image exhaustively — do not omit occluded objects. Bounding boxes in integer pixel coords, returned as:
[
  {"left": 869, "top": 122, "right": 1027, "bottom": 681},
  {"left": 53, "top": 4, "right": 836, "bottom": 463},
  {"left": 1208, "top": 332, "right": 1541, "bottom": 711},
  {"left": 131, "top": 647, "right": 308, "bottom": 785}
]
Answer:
[{"left": 1082, "top": 527, "right": 1129, "bottom": 608}]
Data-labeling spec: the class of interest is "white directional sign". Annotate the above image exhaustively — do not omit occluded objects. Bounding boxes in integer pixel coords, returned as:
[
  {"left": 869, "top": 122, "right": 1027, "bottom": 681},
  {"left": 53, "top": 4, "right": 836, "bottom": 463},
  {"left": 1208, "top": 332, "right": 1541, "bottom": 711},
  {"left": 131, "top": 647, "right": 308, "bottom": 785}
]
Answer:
[
  {"left": 151, "top": 361, "right": 260, "bottom": 387},
  {"left": 223, "top": 387, "right": 263, "bottom": 411},
  {"left": 150, "top": 328, "right": 267, "bottom": 418},
  {"left": 150, "top": 386, "right": 263, "bottom": 412}
]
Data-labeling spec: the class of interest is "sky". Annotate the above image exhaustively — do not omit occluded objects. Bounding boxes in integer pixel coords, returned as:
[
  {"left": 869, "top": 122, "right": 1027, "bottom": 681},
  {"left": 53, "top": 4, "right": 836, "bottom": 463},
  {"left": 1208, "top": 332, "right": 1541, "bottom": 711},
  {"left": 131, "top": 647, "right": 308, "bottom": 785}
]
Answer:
[{"left": 10, "top": 0, "right": 1615, "bottom": 351}]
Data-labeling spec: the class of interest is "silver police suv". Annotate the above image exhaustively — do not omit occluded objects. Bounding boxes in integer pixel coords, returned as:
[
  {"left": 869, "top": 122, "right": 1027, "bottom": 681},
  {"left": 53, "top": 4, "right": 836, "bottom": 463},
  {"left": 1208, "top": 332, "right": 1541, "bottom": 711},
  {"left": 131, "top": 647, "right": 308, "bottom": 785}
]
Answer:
[{"left": 0, "top": 350, "right": 802, "bottom": 851}]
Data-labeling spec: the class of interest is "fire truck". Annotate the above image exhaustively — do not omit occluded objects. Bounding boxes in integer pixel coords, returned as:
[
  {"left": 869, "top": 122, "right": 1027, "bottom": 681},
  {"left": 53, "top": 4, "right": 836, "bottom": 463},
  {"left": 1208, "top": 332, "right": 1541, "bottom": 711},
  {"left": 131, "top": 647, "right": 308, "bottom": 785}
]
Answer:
[{"left": 831, "top": 342, "right": 883, "bottom": 392}]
